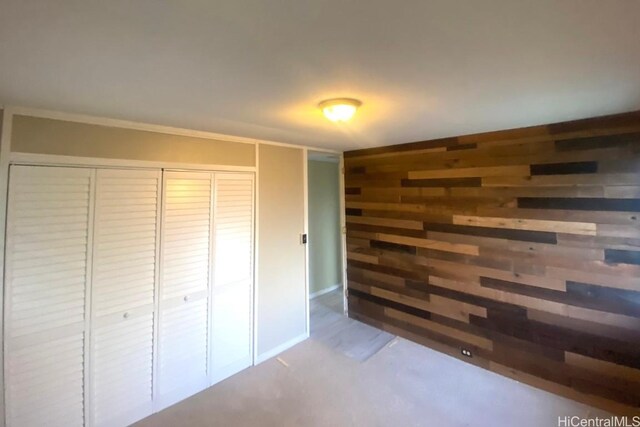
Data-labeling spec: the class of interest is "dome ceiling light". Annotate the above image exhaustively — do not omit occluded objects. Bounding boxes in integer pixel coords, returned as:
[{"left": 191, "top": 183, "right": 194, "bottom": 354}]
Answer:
[{"left": 318, "top": 98, "right": 362, "bottom": 122}]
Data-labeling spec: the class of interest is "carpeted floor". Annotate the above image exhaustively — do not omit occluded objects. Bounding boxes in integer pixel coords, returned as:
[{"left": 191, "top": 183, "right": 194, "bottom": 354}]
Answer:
[{"left": 135, "top": 289, "right": 609, "bottom": 427}]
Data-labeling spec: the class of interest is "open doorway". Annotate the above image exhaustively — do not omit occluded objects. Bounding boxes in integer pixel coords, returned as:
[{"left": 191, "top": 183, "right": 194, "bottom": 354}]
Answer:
[
  {"left": 306, "top": 151, "right": 394, "bottom": 361},
  {"left": 307, "top": 151, "right": 345, "bottom": 325}
]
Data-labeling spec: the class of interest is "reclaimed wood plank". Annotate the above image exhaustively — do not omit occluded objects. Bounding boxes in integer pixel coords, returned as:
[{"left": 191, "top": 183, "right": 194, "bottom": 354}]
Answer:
[{"left": 452, "top": 214, "right": 597, "bottom": 236}]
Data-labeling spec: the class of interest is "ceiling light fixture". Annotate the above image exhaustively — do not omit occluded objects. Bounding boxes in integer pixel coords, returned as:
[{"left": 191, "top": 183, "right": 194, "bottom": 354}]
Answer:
[{"left": 319, "top": 98, "right": 362, "bottom": 122}]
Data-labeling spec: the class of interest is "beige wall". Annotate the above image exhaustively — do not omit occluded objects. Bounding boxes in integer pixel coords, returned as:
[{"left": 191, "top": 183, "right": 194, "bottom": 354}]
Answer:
[
  {"left": 11, "top": 115, "right": 255, "bottom": 166},
  {"left": 308, "top": 160, "right": 341, "bottom": 295},
  {"left": 257, "top": 144, "right": 307, "bottom": 357}
]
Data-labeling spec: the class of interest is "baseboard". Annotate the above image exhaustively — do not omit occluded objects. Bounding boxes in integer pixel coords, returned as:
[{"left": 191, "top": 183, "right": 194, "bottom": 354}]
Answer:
[
  {"left": 309, "top": 284, "right": 341, "bottom": 300},
  {"left": 255, "top": 333, "right": 308, "bottom": 365}
]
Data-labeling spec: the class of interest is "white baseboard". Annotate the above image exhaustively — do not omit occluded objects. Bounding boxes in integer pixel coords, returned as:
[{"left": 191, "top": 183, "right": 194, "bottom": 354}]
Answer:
[
  {"left": 309, "top": 284, "right": 341, "bottom": 300},
  {"left": 255, "top": 333, "right": 308, "bottom": 365}
]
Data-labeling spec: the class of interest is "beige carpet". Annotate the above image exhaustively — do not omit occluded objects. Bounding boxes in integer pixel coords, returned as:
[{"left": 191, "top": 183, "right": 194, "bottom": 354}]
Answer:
[{"left": 135, "top": 291, "right": 609, "bottom": 427}]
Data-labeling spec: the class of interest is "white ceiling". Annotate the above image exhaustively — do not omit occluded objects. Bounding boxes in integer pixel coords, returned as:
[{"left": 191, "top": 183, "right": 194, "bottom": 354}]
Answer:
[{"left": 1, "top": 0, "right": 639, "bottom": 151}]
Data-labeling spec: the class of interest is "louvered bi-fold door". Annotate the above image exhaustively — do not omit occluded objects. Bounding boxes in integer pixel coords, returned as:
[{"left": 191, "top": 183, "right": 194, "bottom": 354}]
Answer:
[
  {"left": 89, "top": 169, "right": 161, "bottom": 427},
  {"left": 210, "top": 173, "right": 254, "bottom": 384},
  {"left": 156, "top": 171, "right": 212, "bottom": 410},
  {"left": 4, "top": 165, "right": 94, "bottom": 427}
]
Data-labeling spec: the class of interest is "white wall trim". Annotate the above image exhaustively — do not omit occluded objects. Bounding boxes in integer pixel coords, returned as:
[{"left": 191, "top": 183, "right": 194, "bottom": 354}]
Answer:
[
  {"left": 254, "top": 333, "right": 308, "bottom": 365},
  {"left": 252, "top": 144, "right": 260, "bottom": 366},
  {"left": 206, "top": 172, "right": 217, "bottom": 386},
  {"left": 83, "top": 169, "right": 97, "bottom": 425},
  {"left": 9, "top": 152, "right": 257, "bottom": 172},
  {"left": 6, "top": 105, "right": 340, "bottom": 154},
  {"left": 309, "top": 284, "right": 342, "bottom": 300},
  {"left": 338, "top": 154, "right": 348, "bottom": 315},
  {"left": 151, "top": 170, "right": 164, "bottom": 415},
  {"left": 303, "top": 148, "right": 310, "bottom": 339},
  {"left": 0, "top": 107, "right": 14, "bottom": 427}
]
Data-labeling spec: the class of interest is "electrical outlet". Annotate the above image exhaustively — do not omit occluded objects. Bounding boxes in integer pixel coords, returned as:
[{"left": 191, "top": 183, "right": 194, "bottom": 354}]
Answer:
[{"left": 461, "top": 348, "right": 472, "bottom": 358}]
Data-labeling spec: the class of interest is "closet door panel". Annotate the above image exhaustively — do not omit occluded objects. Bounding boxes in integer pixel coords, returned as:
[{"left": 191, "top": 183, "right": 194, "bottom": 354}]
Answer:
[
  {"left": 157, "top": 171, "right": 212, "bottom": 409},
  {"left": 91, "top": 314, "right": 154, "bottom": 427},
  {"left": 210, "top": 173, "right": 254, "bottom": 383},
  {"left": 157, "top": 298, "right": 208, "bottom": 397},
  {"left": 92, "top": 170, "right": 159, "bottom": 317},
  {"left": 5, "top": 165, "right": 93, "bottom": 427},
  {"left": 90, "top": 169, "right": 160, "bottom": 427}
]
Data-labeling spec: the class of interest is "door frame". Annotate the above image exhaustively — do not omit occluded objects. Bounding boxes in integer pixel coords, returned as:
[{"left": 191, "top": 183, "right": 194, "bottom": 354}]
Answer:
[{"left": 305, "top": 151, "right": 348, "bottom": 321}]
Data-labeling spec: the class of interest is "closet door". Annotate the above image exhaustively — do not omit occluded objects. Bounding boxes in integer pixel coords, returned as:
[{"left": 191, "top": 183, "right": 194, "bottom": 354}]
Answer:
[
  {"left": 210, "top": 173, "right": 254, "bottom": 384},
  {"left": 156, "top": 171, "right": 212, "bottom": 409},
  {"left": 89, "top": 169, "right": 161, "bottom": 427},
  {"left": 4, "top": 165, "right": 94, "bottom": 427}
]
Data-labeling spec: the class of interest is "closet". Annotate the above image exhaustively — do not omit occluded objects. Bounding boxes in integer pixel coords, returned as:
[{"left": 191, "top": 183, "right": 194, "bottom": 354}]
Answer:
[{"left": 3, "top": 165, "right": 255, "bottom": 427}]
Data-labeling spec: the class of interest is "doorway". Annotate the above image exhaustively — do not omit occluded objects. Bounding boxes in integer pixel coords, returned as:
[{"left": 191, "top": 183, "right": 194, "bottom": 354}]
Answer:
[{"left": 306, "top": 151, "right": 345, "bottom": 328}]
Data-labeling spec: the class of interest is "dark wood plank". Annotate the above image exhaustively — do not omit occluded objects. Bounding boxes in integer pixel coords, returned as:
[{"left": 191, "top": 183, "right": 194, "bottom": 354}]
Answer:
[
  {"left": 530, "top": 161, "right": 598, "bottom": 176},
  {"left": 518, "top": 197, "right": 640, "bottom": 212},
  {"left": 554, "top": 132, "right": 640, "bottom": 151},
  {"left": 605, "top": 249, "right": 640, "bottom": 266}
]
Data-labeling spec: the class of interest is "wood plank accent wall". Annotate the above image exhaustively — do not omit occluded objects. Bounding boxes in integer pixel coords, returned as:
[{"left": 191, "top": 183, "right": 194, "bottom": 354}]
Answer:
[{"left": 343, "top": 111, "right": 640, "bottom": 415}]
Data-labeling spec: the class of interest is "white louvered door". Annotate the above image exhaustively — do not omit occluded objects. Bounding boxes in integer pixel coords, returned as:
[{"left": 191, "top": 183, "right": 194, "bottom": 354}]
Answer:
[
  {"left": 156, "top": 171, "right": 212, "bottom": 410},
  {"left": 210, "top": 173, "right": 254, "bottom": 384},
  {"left": 89, "top": 169, "right": 161, "bottom": 427},
  {"left": 4, "top": 166, "right": 256, "bottom": 425},
  {"left": 4, "top": 165, "right": 94, "bottom": 427}
]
